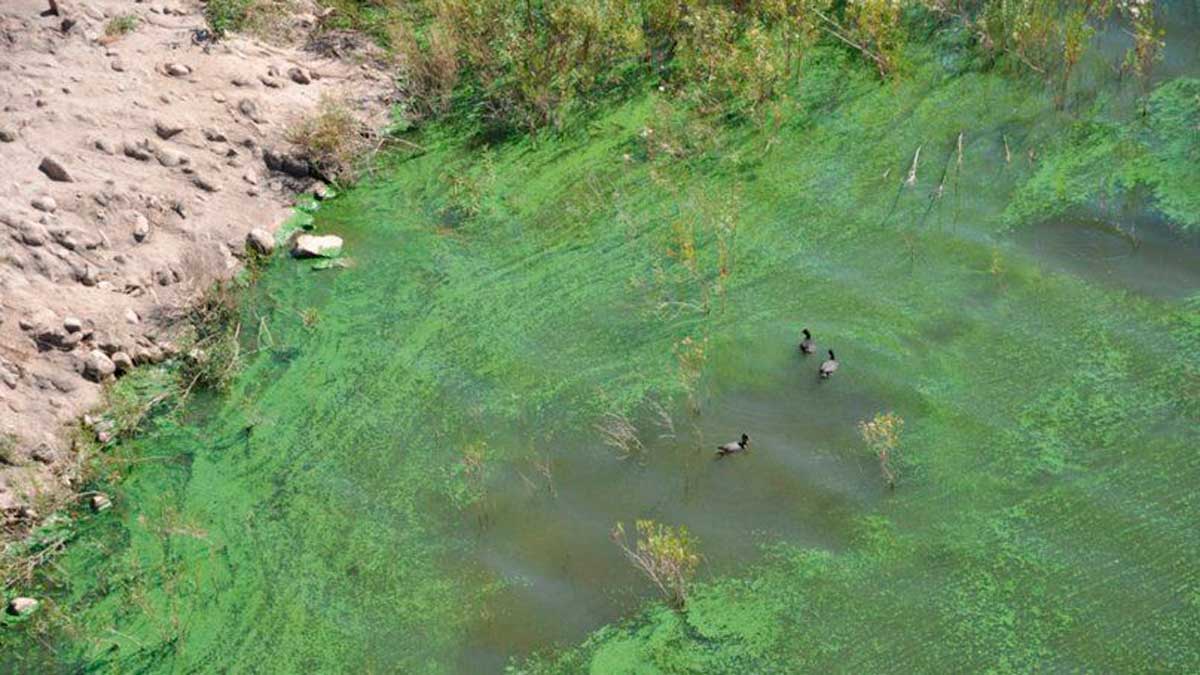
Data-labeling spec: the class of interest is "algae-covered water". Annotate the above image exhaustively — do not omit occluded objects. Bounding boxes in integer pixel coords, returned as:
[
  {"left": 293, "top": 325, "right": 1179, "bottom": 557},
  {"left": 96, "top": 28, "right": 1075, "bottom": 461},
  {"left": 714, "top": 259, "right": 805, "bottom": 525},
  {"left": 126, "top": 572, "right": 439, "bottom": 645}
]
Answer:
[{"left": 5, "top": 16, "right": 1200, "bottom": 673}]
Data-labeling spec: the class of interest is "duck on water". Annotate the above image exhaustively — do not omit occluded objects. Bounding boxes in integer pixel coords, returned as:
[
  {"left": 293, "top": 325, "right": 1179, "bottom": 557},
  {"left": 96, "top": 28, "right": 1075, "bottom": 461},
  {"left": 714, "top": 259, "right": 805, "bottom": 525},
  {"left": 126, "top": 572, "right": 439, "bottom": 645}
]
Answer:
[
  {"left": 799, "top": 328, "right": 816, "bottom": 355},
  {"left": 716, "top": 433, "right": 750, "bottom": 457},
  {"left": 819, "top": 350, "right": 839, "bottom": 379}
]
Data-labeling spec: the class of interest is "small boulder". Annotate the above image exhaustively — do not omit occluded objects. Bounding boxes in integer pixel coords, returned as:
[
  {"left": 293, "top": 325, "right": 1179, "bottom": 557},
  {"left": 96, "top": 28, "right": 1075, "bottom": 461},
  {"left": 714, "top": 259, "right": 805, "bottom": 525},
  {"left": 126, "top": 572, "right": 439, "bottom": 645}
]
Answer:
[
  {"left": 90, "top": 494, "right": 113, "bottom": 512},
  {"left": 130, "top": 212, "right": 150, "bottom": 242},
  {"left": 154, "top": 119, "right": 185, "bottom": 140},
  {"left": 263, "top": 148, "right": 309, "bottom": 178},
  {"left": 63, "top": 316, "right": 82, "bottom": 333},
  {"left": 157, "top": 148, "right": 189, "bottom": 167},
  {"left": 83, "top": 350, "right": 116, "bottom": 382},
  {"left": 238, "top": 99, "right": 263, "bottom": 123},
  {"left": 0, "top": 128, "right": 16, "bottom": 142},
  {"left": 123, "top": 141, "right": 155, "bottom": 162},
  {"left": 246, "top": 228, "right": 274, "bottom": 255},
  {"left": 192, "top": 175, "right": 219, "bottom": 193},
  {"left": 38, "top": 156, "right": 74, "bottom": 182},
  {"left": 165, "top": 63, "right": 191, "bottom": 77},
  {"left": 6, "top": 597, "right": 37, "bottom": 616},
  {"left": 31, "top": 195, "right": 57, "bottom": 213},
  {"left": 287, "top": 67, "right": 311, "bottom": 85},
  {"left": 291, "top": 234, "right": 343, "bottom": 259},
  {"left": 31, "top": 444, "right": 57, "bottom": 464},
  {"left": 111, "top": 351, "right": 133, "bottom": 374},
  {"left": 19, "top": 221, "right": 48, "bottom": 246}
]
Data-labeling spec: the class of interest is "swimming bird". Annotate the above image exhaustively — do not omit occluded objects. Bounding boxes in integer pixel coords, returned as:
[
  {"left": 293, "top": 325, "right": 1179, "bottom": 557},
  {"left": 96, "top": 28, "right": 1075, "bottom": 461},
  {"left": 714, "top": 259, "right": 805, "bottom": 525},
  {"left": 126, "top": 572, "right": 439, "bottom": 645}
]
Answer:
[
  {"left": 799, "top": 328, "right": 816, "bottom": 355},
  {"left": 716, "top": 433, "right": 750, "bottom": 457},
  {"left": 819, "top": 350, "right": 839, "bottom": 379}
]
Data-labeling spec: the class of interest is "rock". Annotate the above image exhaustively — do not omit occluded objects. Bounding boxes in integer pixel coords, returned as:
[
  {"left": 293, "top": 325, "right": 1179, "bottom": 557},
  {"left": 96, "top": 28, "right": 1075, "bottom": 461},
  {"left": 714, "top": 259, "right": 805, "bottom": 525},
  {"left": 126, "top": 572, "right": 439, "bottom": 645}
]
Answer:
[
  {"left": 246, "top": 228, "right": 274, "bottom": 255},
  {"left": 83, "top": 350, "right": 116, "bottom": 382},
  {"left": 90, "top": 493, "right": 112, "bottom": 512},
  {"left": 19, "top": 221, "right": 48, "bottom": 246},
  {"left": 6, "top": 597, "right": 37, "bottom": 616},
  {"left": 95, "top": 333, "right": 124, "bottom": 355},
  {"left": 313, "top": 183, "right": 331, "bottom": 201},
  {"left": 165, "top": 63, "right": 191, "bottom": 77},
  {"left": 203, "top": 128, "right": 227, "bottom": 143},
  {"left": 259, "top": 75, "right": 283, "bottom": 89},
  {"left": 124, "top": 309, "right": 140, "bottom": 324},
  {"left": 31, "top": 195, "right": 57, "bottom": 213},
  {"left": 94, "top": 138, "right": 116, "bottom": 154},
  {"left": 31, "top": 444, "right": 57, "bottom": 464},
  {"left": 110, "top": 59, "right": 125, "bottom": 72},
  {"left": 111, "top": 351, "right": 133, "bottom": 374},
  {"left": 192, "top": 175, "right": 219, "bottom": 193},
  {"left": 232, "top": 76, "right": 252, "bottom": 87},
  {"left": 157, "top": 148, "right": 189, "bottom": 167},
  {"left": 25, "top": 309, "right": 63, "bottom": 348},
  {"left": 238, "top": 98, "right": 264, "bottom": 123},
  {"left": 123, "top": 140, "right": 155, "bottom": 162},
  {"left": 0, "top": 128, "right": 15, "bottom": 142},
  {"left": 50, "top": 227, "right": 82, "bottom": 251},
  {"left": 75, "top": 264, "right": 98, "bottom": 286},
  {"left": 263, "top": 148, "right": 309, "bottom": 178},
  {"left": 38, "top": 156, "right": 74, "bottom": 182},
  {"left": 287, "top": 67, "right": 312, "bottom": 85},
  {"left": 130, "top": 212, "right": 150, "bottom": 241},
  {"left": 291, "top": 234, "right": 343, "bottom": 259},
  {"left": 63, "top": 316, "right": 82, "bottom": 333},
  {"left": 154, "top": 119, "right": 185, "bottom": 140}
]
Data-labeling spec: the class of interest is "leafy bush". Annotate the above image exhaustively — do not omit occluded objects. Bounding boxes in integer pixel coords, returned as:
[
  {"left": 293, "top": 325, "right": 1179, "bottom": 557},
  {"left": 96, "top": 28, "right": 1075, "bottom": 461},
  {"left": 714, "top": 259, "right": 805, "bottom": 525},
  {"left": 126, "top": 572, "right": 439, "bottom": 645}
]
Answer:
[
  {"left": 104, "top": 14, "right": 139, "bottom": 37},
  {"left": 204, "top": 0, "right": 294, "bottom": 39},
  {"left": 611, "top": 520, "right": 702, "bottom": 609},
  {"left": 287, "top": 95, "right": 373, "bottom": 183}
]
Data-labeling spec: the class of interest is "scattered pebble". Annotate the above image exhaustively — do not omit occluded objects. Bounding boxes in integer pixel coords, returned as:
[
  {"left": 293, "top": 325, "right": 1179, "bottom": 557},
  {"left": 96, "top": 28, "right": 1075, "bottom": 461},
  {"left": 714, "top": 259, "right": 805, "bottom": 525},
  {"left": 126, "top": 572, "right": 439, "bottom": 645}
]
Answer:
[{"left": 165, "top": 63, "right": 191, "bottom": 77}]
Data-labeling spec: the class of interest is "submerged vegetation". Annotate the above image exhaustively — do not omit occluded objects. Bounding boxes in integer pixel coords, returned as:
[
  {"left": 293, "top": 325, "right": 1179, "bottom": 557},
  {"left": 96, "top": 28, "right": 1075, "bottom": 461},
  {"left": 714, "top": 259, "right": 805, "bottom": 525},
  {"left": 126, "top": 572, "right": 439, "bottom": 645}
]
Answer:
[{"left": 3, "top": 0, "right": 1197, "bottom": 672}]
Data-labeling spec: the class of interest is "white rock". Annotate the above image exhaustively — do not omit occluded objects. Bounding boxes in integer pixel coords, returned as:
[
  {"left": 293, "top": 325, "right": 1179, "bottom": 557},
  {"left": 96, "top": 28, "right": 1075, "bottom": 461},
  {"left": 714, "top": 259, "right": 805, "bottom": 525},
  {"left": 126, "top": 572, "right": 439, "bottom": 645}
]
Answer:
[
  {"left": 129, "top": 211, "right": 150, "bottom": 242},
  {"left": 165, "top": 63, "right": 191, "bottom": 77},
  {"left": 6, "top": 597, "right": 37, "bottom": 616},
  {"left": 31, "top": 196, "right": 57, "bottom": 213},
  {"left": 246, "top": 228, "right": 274, "bottom": 255},
  {"left": 291, "top": 234, "right": 343, "bottom": 258}
]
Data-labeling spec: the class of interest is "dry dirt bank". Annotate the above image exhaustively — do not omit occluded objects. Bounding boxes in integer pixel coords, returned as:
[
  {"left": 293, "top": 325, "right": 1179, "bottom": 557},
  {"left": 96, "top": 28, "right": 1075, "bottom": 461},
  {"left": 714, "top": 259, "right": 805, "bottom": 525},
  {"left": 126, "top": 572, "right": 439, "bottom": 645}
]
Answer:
[{"left": 0, "top": 0, "right": 391, "bottom": 522}]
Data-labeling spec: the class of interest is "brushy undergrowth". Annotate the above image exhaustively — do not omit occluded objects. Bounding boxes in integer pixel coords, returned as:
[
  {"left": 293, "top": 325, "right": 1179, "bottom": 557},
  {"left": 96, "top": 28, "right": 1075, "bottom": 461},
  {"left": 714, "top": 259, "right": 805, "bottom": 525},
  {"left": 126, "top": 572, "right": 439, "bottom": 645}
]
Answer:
[{"left": 286, "top": 95, "right": 374, "bottom": 184}]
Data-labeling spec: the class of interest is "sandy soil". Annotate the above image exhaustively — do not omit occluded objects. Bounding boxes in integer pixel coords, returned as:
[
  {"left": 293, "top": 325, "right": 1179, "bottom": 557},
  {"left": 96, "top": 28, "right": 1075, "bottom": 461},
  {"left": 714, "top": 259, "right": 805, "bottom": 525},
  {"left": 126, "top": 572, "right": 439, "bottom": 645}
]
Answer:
[{"left": 0, "top": 0, "right": 391, "bottom": 520}]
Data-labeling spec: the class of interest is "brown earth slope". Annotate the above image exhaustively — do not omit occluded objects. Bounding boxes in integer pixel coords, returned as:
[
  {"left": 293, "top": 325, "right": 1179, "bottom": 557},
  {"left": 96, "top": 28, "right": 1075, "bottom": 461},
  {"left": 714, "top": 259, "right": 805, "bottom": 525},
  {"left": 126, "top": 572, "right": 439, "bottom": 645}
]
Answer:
[{"left": 0, "top": 0, "right": 391, "bottom": 520}]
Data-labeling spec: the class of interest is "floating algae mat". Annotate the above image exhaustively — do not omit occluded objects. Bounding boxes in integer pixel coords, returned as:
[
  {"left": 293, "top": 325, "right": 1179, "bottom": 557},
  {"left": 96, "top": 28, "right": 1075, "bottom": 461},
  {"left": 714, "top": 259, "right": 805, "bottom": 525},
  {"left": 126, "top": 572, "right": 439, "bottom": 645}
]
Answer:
[{"left": 5, "top": 41, "right": 1200, "bottom": 672}]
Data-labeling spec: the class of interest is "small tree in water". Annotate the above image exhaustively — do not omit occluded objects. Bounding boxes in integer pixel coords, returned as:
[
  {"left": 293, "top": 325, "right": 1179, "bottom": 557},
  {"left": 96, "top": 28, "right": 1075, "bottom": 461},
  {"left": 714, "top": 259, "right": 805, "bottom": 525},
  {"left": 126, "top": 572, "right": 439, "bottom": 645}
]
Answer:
[
  {"left": 610, "top": 520, "right": 701, "bottom": 610},
  {"left": 860, "top": 412, "right": 905, "bottom": 489}
]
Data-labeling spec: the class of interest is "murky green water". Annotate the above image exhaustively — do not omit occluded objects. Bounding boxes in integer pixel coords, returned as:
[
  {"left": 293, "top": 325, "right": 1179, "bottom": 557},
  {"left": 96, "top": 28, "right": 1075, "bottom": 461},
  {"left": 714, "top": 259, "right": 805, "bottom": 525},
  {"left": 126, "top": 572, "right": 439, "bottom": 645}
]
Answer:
[{"left": 4, "top": 28, "right": 1199, "bottom": 673}]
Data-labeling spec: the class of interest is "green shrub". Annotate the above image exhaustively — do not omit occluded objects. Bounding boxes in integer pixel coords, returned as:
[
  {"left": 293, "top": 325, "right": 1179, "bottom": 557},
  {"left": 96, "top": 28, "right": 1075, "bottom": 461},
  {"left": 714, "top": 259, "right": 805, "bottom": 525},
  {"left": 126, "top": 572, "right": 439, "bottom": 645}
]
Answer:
[{"left": 104, "top": 14, "right": 139, "bottom": 37}]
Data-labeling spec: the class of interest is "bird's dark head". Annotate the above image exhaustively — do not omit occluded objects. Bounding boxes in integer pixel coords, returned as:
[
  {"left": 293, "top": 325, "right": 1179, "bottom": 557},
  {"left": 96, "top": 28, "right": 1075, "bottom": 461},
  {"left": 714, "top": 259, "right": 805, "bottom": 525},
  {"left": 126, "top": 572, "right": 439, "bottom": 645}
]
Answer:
[
  {"left": 802, "top": 328, "right": 811, "bottom": 339},
  {"left": 741, "top": 433, "right": 750, "bottom": 445},
  {"left": 828, "top": 350, "right": 836, "bottom": 359}
]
